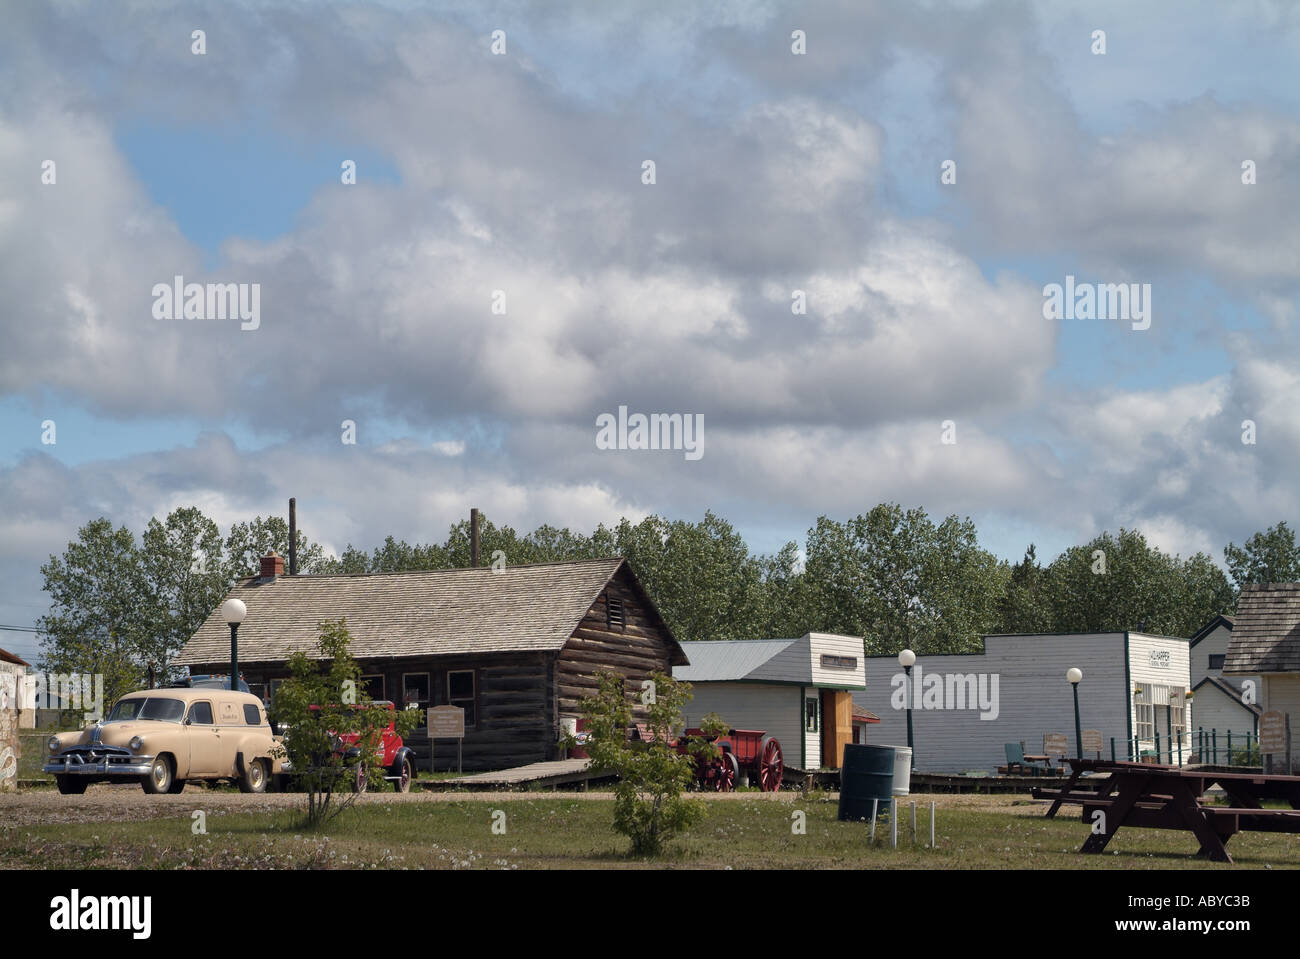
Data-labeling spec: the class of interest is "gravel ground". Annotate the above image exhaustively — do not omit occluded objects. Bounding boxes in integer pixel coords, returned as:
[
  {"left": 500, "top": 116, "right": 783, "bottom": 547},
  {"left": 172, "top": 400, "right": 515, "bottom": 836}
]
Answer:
[{"left": 0, "top": 784, "right": 1040, "bottom": 826}]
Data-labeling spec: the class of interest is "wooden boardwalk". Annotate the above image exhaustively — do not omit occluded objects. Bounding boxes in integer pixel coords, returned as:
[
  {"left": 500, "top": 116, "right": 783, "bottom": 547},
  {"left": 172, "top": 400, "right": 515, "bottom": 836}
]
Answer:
[
  {"left": 423, "top": 764, "right": 1059, "bottom": 794},
  {"left": 426, "top": 759, "right": 611, "bottom": 791},
  {"left": 909, "top": 772, "right": 1065, "bottom": 794}
]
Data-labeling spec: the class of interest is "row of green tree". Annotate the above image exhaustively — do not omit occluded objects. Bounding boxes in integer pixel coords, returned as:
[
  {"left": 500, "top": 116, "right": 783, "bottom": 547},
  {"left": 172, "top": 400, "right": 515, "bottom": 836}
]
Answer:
[{"left": 37, "top": 503, "right": 1300, "bottom": 703}]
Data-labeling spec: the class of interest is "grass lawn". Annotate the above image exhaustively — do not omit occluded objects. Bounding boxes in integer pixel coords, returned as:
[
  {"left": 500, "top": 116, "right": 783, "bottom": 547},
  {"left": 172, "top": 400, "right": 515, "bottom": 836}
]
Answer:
[
  {"left": 4, "top": 792, "right": 1300, "bottom": 869},
  {"left": 18, "top": 733, "right": 55, "bottom": 782}
]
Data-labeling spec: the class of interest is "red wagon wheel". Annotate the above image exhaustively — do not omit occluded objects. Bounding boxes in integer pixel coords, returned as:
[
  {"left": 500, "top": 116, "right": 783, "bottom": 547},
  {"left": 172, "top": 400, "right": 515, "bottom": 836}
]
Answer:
[
  {"left": 757, "top": 735, "right": 783, "bottom": 792},
  {"left": 714, "top": 752, "right": 739, "bottom": 792}
]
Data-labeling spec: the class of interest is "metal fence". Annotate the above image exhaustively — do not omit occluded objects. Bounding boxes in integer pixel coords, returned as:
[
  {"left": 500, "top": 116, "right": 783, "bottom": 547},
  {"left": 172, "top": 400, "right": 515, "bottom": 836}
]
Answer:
[{"left": 1105, "top": 728, "right": 1259, "bottom": 767}]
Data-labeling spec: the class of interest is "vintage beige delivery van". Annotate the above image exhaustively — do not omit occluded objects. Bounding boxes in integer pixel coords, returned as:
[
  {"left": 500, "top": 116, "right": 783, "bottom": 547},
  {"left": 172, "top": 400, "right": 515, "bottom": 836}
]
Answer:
[{"left": 44, "top": 687, "right": 283, "bottom": 795}]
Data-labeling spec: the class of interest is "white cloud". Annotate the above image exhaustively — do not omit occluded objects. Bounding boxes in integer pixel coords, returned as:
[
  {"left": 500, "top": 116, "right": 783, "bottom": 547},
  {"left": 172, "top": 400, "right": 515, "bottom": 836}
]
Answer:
[{"left": 2, "top": 0, "right": 1299, "bottom": 613}]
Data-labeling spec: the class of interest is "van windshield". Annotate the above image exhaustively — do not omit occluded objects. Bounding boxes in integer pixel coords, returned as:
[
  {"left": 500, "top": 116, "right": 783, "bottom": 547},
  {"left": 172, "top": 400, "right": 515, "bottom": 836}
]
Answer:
[{"left": 107, "top": 697, "right": 185, "bottom": 723}]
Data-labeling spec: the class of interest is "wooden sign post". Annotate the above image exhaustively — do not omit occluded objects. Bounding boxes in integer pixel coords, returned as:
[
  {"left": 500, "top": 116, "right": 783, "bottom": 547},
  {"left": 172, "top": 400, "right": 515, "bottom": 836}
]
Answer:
[
  {"left": 1081, "top": 729, "right": 1103, "bottom": 759},
  {"left": 1260, "top": 710, "right": 1288, "bottom": 775},
  {"left": 428, "top": 705, "right": 466, "bottom": 774},
  {"left": 1043, "top": 732, "right": 1068, "bottom": 763}
]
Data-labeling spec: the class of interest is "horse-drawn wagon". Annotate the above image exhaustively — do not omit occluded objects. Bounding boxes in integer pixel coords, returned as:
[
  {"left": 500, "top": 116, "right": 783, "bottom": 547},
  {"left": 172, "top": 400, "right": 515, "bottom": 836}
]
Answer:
[{"left": 675, "top": 727, "right": 784, "bottom": 792}]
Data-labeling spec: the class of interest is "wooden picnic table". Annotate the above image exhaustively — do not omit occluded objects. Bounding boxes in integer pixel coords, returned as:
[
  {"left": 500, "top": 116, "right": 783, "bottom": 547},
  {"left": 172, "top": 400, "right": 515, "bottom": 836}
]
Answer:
[{"left": 1032, "top": 758, "right": 1300, "bottom": 863}]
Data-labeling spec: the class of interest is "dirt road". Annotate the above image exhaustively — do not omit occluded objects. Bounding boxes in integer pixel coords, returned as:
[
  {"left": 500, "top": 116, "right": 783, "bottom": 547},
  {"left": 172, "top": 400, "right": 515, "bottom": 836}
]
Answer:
[{"left": 0, "top": 784, "right": 1043, "bottom": 826}]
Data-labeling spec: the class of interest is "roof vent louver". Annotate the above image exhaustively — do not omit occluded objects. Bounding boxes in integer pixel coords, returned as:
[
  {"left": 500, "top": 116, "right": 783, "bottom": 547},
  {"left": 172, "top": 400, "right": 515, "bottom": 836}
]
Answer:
[{"left": 606, "top": 597, "right": 626, "bottom": 631}]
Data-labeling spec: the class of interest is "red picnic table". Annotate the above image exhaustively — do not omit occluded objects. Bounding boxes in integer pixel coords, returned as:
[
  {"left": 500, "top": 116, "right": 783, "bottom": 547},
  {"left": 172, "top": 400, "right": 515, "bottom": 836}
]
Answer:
[{"left": 1031, "top": 758, "right": 1300, "bottom": 863}]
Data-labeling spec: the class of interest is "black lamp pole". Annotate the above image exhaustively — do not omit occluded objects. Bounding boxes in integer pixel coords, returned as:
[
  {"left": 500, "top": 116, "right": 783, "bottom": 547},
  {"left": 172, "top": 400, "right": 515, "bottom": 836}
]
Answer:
[
  {"left": 1071, "top": 680, "right": 1083, "bottom": 759},
  {"left": 229, "top": 621, "right": 239, "bottom": 693},
  {"left": 899, "top": 648, "right": 917, "bottom": 771},
  {"left": 904, "top": 663, "right": 915, "bottom": 754},
  {"left": 221, "top": 598, "right": 247, "bottom": 692}
]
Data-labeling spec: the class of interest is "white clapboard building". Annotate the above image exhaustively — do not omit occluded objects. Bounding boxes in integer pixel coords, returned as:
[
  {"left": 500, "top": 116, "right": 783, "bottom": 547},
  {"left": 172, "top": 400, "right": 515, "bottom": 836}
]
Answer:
[
  {"left": 1225, "top": 584, "right": 1300, "bottom": 768},
  {"left": 854, "top": 632, "right": 1193, "bottom": 774},
  {"left": 675, "top": 633, "right": 867, "bottom": 771},
  {"left": 1189, "top": 615, "right": 1259, "bottom": 750}
]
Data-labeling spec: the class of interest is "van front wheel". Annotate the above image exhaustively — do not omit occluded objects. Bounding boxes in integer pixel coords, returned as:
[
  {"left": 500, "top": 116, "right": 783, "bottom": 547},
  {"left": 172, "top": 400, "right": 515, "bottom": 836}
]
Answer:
[{"left": 142, "top": 756, "right": 174, "bottom": 794}]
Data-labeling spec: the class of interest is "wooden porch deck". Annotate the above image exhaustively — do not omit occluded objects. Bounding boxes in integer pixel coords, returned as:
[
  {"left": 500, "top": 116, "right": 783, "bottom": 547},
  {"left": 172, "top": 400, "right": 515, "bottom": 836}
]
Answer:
[{"left": 424, "top": 758, "right": 612, "bottom": 791}]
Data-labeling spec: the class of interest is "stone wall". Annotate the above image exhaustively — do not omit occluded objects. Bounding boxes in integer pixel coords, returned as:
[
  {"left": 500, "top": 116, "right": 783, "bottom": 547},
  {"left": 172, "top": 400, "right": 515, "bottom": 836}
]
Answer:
[{"left": 0, "top": 662, "right": 21, "bottom": 791}]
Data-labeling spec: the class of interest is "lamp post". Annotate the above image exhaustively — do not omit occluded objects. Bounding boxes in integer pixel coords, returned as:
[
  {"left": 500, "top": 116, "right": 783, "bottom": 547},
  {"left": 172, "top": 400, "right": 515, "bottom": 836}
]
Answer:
[
  {"left": 899, "top": 649, "right": 916, "bottom": 768},
  {"left": 222, "top": 598, "right": 247, "bottom": 692},
  {"left": 1067, "top": 667, "right": 1083, "bottom": 759}
]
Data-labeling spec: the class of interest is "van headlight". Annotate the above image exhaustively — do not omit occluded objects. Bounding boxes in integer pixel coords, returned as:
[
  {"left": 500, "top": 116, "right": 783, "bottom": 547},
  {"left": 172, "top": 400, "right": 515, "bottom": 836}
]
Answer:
[
  {"left": 48, "top": 736, "right": 60, "bottom": 752},
  {"left": 129, "top": 736, "right": 144, "bottom": 751}
]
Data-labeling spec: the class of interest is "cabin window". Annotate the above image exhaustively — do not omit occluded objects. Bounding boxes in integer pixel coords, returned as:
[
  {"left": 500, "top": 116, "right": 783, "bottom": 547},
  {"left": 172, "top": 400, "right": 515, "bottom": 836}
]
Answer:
[
  {"left": 403, "top": 673, "right": 431, "bottom": 730},
  {"left": 1208, "top": 654, "right": 1225, "bottom": 670},
  {"left": 805, "top": 696, "right": 819, "bottom": 733},
  {"left": 360, "top": 674, "right": 385, "bottom": 702},
  {"left": 269, "top": 678, "right": 285, "bottom": 703},
  {"left": 448, "top": 670, "right": 476, "bottom": 728},
  {"left": 606, "top": 596, "right": 627, "bottom": 631},
  {"left": 243, "top": 704, "right": 265, "bottom": 726}
]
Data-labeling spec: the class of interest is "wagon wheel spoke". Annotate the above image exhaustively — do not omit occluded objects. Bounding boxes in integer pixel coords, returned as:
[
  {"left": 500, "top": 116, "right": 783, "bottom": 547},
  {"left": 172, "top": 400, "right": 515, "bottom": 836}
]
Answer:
[
  {"left": 758, "top": 736, "right": 784, "bottom": 792},
  {"left": 715, "top": 753, "right": 738, "bottom": 792}
]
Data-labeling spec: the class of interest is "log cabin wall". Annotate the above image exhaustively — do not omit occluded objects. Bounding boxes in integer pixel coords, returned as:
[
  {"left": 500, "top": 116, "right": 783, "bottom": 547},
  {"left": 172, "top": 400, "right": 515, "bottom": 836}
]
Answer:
[
  {"left": 187, "top": 651, "right": 555, "bottom": 772},
  {"left": 556, "top": 569, "right": 678, "bottom": 723}
]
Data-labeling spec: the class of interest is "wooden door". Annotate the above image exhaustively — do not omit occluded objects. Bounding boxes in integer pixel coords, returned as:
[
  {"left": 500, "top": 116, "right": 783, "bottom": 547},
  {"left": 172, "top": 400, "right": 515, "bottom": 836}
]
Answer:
[{"left": 820, "top": 690, "right": 854, "bottom": 769}]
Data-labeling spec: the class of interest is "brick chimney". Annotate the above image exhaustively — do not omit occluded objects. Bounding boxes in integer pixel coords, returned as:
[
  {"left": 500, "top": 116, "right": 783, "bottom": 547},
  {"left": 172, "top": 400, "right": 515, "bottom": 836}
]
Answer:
[{"left": 260, "top": 550, "right": 285, "bottom": 580}]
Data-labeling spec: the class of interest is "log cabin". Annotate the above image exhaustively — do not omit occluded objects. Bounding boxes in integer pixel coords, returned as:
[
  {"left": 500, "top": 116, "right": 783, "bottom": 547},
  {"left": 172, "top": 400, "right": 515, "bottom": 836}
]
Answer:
[{"left": 174, "top": 553, "right": 687, "bottom": 771}]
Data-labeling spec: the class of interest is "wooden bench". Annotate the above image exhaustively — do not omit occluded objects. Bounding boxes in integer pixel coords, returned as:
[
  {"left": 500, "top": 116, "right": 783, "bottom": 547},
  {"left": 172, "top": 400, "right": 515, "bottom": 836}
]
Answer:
[{"left": 1200, "top": 806, "right": 1300, "bottom": 833}]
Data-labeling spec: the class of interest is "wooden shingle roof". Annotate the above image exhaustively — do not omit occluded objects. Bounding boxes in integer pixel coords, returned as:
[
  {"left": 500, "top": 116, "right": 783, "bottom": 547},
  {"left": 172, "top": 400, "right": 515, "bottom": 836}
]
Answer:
[
  {"left": 176, "top": 557, "right": 666, "bottom": 666},
  {"left": 1223, "top": 584, "right": 1300, "bottom": 674}
]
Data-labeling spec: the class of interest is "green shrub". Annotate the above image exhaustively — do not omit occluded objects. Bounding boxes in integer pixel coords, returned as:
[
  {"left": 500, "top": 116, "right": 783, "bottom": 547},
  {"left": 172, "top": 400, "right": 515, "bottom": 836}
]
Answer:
[
  {"left": 567, "top": 670, "right": 725, "bottom": 857},
  {"left": 268, "top": 619, "right": 420, "bottom": 827}
]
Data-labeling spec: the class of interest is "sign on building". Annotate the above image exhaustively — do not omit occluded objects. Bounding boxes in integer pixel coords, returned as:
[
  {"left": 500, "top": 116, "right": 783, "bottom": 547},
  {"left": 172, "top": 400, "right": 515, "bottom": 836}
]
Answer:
[
  {"left": 1043, "top": 732, "right": 1068, "bottom": 757},
  {"left": 1081, "top": 729, "right": 1103, "bottom": 754},
  {"left": 820, "top": 654, "right": 858, "bottom": 670},
  {"left": 1260, "top": 710, "right": 1287, "bottom": 755}
]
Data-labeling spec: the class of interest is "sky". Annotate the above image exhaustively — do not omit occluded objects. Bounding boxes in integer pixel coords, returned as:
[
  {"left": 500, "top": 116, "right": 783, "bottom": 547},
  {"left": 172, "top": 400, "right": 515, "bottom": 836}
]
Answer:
[{"left": 1, "top": 0, "right": 1298, "bottom": 664}]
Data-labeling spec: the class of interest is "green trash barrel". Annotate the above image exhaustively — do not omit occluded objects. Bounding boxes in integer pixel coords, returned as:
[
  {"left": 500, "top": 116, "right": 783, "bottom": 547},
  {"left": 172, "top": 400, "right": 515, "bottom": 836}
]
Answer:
[{"left": 838, "top": 744, "right": 896, "bottom": 821}]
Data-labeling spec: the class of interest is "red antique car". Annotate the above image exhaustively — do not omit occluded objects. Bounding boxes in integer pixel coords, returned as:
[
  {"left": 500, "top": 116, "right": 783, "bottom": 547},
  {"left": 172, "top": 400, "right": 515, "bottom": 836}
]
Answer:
[
  {"left": 337, "top": 701, "right": 416, "bottom": 793},
  {"left": 277, "top": 701, "right": 417, "bottom": 793}
]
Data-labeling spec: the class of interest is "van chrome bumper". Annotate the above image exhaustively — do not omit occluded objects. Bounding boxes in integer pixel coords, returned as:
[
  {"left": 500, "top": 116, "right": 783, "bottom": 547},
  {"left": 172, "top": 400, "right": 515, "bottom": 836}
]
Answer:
[{"left": 44, "top": 753, "right": 155, "bottom": 776}]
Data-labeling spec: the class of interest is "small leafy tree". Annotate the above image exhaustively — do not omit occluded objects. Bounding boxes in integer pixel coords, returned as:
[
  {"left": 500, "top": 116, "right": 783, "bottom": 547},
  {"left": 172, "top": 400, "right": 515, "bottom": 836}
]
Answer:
[
  {"left": 1225, "top": 521, "right": 1300, "bottom": 596},
  {"left": 570, "top": 670, "right": 725, "bottom": 857},
  {"left": 269, "top": 619, "right": 420, "bottom": 827}
]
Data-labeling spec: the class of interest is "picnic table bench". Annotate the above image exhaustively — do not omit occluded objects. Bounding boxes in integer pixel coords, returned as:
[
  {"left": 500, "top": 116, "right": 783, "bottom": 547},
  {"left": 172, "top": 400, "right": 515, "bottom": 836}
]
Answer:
[
  {"left": 1033, "top": 758, "right": 1103, "bottom": 816},
  {"left": 1032, "top": 758, "right": 1300, "bottom": 862}
]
